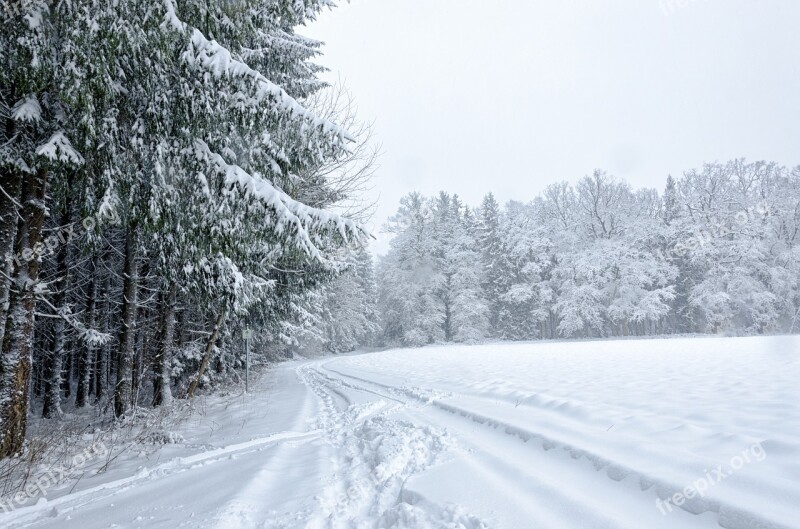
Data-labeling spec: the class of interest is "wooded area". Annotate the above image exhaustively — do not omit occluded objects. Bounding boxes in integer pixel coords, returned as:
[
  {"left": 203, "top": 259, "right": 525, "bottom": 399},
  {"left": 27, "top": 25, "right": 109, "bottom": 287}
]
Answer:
[{"left": 0, "top": 0, "right": 372, "bottom": 459}]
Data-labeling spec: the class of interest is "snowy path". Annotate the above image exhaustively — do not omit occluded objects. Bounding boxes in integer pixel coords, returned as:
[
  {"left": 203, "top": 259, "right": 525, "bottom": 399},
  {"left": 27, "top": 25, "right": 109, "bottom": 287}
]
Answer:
[{"left": 2, "top": 336, "right": 798, "bottom": 529}]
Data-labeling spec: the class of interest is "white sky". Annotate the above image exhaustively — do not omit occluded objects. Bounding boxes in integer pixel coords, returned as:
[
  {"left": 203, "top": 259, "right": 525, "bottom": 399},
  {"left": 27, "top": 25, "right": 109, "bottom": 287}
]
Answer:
[{"left": 305, "top": 0, "right": 800, "bottom": 254}]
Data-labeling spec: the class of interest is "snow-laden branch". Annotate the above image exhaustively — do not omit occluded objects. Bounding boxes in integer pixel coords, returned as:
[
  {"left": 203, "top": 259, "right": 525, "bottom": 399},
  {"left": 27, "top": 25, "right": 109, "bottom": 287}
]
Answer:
[
  {"left": 12, "top": 95, "right": 42, "bottom": 123},
  {"left": 38, "top": 296, "right": 112, "bottom": 346},
  {"left": 36, "top": 131, "right": 84, "bottom": 165},
  {"left": 193, "top": 140, "right": 366, "bottom": 260},
  {"left": 162, "top": 0, "right": 352, "bottom": 142}
]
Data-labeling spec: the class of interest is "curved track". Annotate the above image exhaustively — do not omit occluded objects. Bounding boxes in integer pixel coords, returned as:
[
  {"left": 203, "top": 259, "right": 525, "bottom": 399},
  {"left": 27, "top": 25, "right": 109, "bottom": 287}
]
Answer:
[{"left": 4, "top": 337, "right": 798, "bottom": 529}]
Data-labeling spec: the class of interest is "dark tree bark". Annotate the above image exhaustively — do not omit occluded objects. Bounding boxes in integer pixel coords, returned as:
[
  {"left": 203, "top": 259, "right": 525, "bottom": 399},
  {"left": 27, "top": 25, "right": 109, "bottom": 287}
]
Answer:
[
  {"left": 152, "top": 282, "right": 176, "bottom": 406},
  {"left": 32, "top": 329, "right": 46, "bottom": 398},
  {"left": 175, "top": 302, "right": 187, "bottom": 349},
  {"left": 185, "top": 308, "right": 226, "bottom": 399},
  {"left": 61, "top": 343, "right": 72, "bottom": 398},
  {"left": 42, "top": 205, "right": 72, "bottom": 418},
  {"left": 94, "top": 272, "right": 110, "bottom": 402},
  {"left": 0, "top": 169, "right": 22, "bottom": 351},
  {"left": 75, "top": 255, "right": 97, "bottom": 408},
  {"left": 131, "top": 304, "right": 144, "bottom": 409},
  {"left": 114, "top": 225, "right": 139, "bottom": 418},
  {"left": 0, "top": 83, "right": 22, "bottom": 350},
  {"left": 0, "top": 169, "right": 48, "bottom": 458}
]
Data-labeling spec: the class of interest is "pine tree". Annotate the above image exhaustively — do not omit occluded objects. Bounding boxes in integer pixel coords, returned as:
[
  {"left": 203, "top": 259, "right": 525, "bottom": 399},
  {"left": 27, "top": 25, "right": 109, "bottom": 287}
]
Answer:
[
  {"left": 477, "top": 193, "right": 505, "bottom": 336},
  {"left": 0, "top": 0, "right": 372, "bottom": 454},
  {"left": 378, "top": 192, "right": 488, "bottom": 346},
  {"left": 320, "top": 247, "right": 381, "bottom": 353}
]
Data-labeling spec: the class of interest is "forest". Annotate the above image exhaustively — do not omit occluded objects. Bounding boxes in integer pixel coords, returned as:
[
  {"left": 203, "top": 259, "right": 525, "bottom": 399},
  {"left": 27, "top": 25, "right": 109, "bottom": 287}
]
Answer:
[
  {"left": 0, "top": 0, "right": 371, "bottom": 460},
  {"left": 1, "top": 0, "right": 798, "bottom": 469},
  {"left": 378, "top": 162, "right": 800, "bottom": 346},
  {"left": 1, "top": 1, "right": 799, "bottom": 528}
]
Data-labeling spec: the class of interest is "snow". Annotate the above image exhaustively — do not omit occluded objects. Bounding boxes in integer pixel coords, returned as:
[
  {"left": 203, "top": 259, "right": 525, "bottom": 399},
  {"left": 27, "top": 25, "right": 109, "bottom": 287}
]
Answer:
[
  {"left": 35, "top": 132, "right": 84, "bottom": 165},
  {"left": 161, "top": 0, "right": 185, "bottom": 32},
  {"left": 193, "top": 139, "right": 365, "bottom": 260},
  {"left": 23, "top": 5, "right": 45, "bottom": 30},
  {"left": 2, "top": 335, "right": 798, "bottom": 529},
  {"left": 11, "top": 95, "right": 42, "bottom": 123},
  {"left": 173, "top": 16, "right": 351, "bottom": 140}
]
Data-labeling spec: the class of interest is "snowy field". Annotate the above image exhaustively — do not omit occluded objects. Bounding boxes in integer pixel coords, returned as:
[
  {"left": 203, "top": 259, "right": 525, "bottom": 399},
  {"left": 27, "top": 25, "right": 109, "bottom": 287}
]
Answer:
[{"left": 2, "top": 335, "right": 798, "bottom": 529}]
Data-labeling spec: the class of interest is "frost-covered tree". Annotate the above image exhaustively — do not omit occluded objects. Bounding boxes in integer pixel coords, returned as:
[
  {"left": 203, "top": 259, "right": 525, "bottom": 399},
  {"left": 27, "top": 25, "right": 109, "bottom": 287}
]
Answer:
[
  {"left": 378, "top": 193, "right": 488, "bottom": 346},
  {"left": 678, "top": 160, "right": 796, "bottom": 333},
  {"left": 0, "top": 0, "right": 372, "bottom": 457},
  {"left": 433, "top": 195, "right": 488, "bottom": 342},
  {"left": 378, "top": 193, "right": 442, "bottom": 346},
  {"left": 318, "top": 248, "right": 380, "bottom": 353},
  {"left": 376, "top": 160, "right": 798, "bottom": 345},
  {"left": 495, "top": 201, "right": 554, "bottom": 339},
  {"left": 477, "top": 194, "right": 505, "bottom": 336}
]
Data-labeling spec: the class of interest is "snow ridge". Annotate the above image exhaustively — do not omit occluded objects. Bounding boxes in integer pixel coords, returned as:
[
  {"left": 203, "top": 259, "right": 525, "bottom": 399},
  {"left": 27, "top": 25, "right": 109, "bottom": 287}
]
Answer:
[
  {"left": 292, "top": 365, "right": 488, "bottom": 529},
  {"left": 323, "top": 352, "right": 791, "bottom": 529}
]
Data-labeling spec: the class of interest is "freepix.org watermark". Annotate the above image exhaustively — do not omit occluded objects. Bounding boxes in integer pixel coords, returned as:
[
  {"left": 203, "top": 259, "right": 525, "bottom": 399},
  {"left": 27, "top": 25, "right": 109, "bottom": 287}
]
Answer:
[
  {"left": 4, "top": 207, "right": 120, "bottom": 270},
  {"left": 0, "top": 441, "right": 108, "bottom": 512},
  {"left": 2, "top": 0, "right": 36, "bottom": 18},
  {"left": 654, "top": 201, "right": 772, "bottom": 264},
  {"left": 659, "top": 0, "right": 706, "bottom": 17},
  {"left": 656, "top": 442, "right": 766, "bottom": 516}
]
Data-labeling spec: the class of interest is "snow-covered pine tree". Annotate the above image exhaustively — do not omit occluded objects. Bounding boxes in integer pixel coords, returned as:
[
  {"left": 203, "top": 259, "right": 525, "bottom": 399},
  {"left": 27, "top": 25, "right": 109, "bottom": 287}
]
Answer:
[
  {"left": 495, "top": 201, "right": 554, "bottom": 340},
  {"left": 477, "top": 193, "right": 505, "bottom": 337},
  {"left": 0, "top": 0, "right": 91, "bottom": 456},
  {"left": 318, "top": 247, "right": 380, "bottom": 353},
  {"left": 378, "top": 192, "right": 488, "bottom": 346},
  {"left": 378, "top": 193, "right": 442, "bottom": 346},
  {"left": 0, "top": 0, "right": 372, "bottom": 454},
  {"left": 432, "top": 194, "right": 488, "bottom": 342}
]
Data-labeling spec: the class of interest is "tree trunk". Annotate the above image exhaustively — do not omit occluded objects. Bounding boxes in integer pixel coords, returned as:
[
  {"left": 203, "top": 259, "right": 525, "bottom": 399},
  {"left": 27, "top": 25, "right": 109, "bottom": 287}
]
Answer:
[
  {"left": 41, "top": 334, "right": 64, "bottom": 419},
  {"left": 32, "top": 330, "right": 46, "bottom": 398},
  {"left": 0, "top": 83, "right": 22, "bottom": 351},
  {"left": 0, "top": 169, "right": 47, "bottom": 458},
  {"left": 75, "top": 255, "right": 97, "bottom": 408},
  {"left": 152, "top": 282, "right": 177, "bottom": 406},
  {"left": 42, "top": 206, "right": 71, "bottom": 418},
  {"left": 0, "top": 170, "right": 22, "bottom": 352},
  {"left": 62, "top": 339, "right": 73, "bottom": 398},
  {"left": 131, "top": 303, "right": 145, "bottom": 409},
  {"left": 114, "top": 225, "right": 139, "bottom": 418},
  {"left": 94, "top": 272, "right": 110, "bottom": 402},
  {"left": 130, "top": 259, "right": 151, "bottom": 409},
  {"left": 176, "top": 303, "right": 187, "bottom": 348},
  {"left": 185, "top": 308, "right": 226, "bottom": 399},
  {"left": 442, "top": 274, "right": 453, "bottom": 342}
]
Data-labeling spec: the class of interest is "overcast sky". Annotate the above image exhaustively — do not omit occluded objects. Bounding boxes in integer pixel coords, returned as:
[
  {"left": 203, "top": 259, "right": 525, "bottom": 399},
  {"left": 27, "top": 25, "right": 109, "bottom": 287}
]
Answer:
[{"left": 306, "top": 0, "right": 800, "bottom": 254}]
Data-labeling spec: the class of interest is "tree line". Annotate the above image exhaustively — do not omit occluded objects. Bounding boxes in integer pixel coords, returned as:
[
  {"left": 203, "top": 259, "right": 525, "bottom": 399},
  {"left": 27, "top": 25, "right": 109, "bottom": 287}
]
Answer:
[
  {"left": 3, "top": 0, "right": 798, "bottom": 467},
  {"left": 0, "top": 0, "right": 370, "bottom": 459},
  {"left": 377, "top": 161, "right": 800, "bottom": 345}
]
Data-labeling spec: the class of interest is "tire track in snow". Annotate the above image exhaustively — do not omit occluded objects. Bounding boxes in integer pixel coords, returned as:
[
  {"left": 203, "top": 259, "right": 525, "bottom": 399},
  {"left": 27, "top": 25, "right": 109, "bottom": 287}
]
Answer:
[
  {"left": 290, "top": 363, "right": 489, "bottom": 529},
  {"left": 315, "top": 365, "right": 650, "bottom": 528},
  {"left": 318, "top": 361, "right": 793, "bottom": 529},
  {"left": 211, "top": 432, "right": 331, "bottom": 529},
  {"left": 0, "top": 430, "right": 321, "bottom": 529}
]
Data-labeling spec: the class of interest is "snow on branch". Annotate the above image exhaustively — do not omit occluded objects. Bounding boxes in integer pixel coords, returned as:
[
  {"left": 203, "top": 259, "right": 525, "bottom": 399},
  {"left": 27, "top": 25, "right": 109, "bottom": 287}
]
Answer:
[
  {"left": 193, "top": 140, "right": 366, "bottom": 260},
  {"left": 38, "top": 296, "right": 112, "bottom": 346},
  {"left": 12, "top": 95, "right": 42, "bottom": 123},
  {"left": 162, "top": 0, "right": 185, "bottom": 32},
  {"left": 162, "top": 0, "right": 352, "bottom": 141},
  {"left": 36, "top": 131, "right": 85, "bottom": 165}
]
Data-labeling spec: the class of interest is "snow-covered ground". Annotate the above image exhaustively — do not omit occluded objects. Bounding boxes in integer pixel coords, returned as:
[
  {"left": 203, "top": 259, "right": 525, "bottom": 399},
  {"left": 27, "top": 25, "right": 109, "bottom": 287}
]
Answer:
[{"left": 2, "top": 335, "right": 798, "bottom": 529}]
